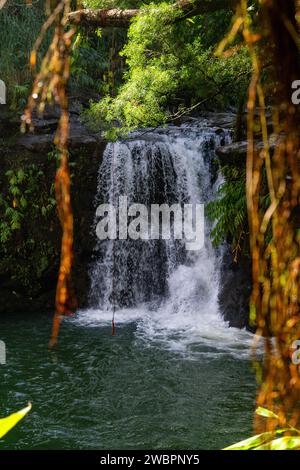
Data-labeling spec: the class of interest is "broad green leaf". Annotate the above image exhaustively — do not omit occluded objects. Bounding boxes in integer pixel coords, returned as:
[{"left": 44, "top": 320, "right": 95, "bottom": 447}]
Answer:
[
  {"left": 255, "top": 407, "right": 279, "bottom": 420},
  {"left": 255, "top": 436, "right": 300, "bottom": 450},
  {"left": 0, "top": 403, "right": 32, "bottom": 439}
]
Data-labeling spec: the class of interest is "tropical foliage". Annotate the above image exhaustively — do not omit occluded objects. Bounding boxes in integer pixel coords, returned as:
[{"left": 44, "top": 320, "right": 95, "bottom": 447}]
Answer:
[
  {"left": 0, "top": 161, "right": 57, "bottom": 288},
  {"left": 0, "top": 1, "right": 47, "bottom": 107},
  {"left": 206, "top": 166, "right": 247, "bottom": 256},
  {"left": 82, "top": 1, "right": 251, "bottom": 138}
]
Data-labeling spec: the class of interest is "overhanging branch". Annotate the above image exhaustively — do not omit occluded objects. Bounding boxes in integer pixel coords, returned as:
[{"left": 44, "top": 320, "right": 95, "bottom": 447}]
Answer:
[{"left": 68, "top": 0, "right": 238, "bottom": 28}]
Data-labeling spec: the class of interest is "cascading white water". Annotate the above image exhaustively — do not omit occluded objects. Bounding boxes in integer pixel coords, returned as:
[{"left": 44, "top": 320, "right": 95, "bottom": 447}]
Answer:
[{"left": 76, "top": 121, "right": 254, "bottom": 357}]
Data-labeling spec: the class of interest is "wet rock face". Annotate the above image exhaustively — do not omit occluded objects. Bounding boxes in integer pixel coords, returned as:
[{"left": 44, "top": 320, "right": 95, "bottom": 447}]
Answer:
[
  {"left": 213, "top": 136, "right": 255, "bottom": 331},
  {"left": 16, "top": 117, "right": 99, "bottom": 152},
  {"left": 215, "top": 141, "right": 248, "bottom": 167},
  {"left": 71, "top": 139, "right": 107, "bottom": 309},
  {"left": 0, "top": 101, "right": 105, "bottom": 314}
]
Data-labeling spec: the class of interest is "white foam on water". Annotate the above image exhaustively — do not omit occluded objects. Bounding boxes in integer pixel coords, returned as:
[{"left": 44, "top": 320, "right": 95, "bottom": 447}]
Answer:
[{"left": 74, "top": 259, "right": 256, "bottom": 360}]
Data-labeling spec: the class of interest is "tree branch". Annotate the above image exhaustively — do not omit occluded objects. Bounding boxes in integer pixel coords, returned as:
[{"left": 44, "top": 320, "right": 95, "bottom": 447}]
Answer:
[{"left": 68, "top": 0, "right": 238, "bottom": 28}]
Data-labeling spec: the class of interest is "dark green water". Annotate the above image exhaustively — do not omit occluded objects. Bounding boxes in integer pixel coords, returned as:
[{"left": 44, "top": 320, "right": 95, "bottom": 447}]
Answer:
[{"left": 0, "top": 313, "right": 256, "bottom": 450}]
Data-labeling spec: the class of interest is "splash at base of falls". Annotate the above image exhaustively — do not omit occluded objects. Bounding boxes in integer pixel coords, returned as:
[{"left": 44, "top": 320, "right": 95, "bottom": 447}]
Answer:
[{"left": 75, "top": 304, "right": 255, "bottom": 360}]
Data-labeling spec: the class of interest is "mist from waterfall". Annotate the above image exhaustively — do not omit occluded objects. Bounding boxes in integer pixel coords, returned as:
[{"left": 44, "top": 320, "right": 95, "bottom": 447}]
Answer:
[{"left": 76, "top": 122, "right": 254, "bottom": 358}]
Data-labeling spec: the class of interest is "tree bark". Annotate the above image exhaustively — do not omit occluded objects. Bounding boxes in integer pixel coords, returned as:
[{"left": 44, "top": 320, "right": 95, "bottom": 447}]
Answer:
[{"left": 68, "top": 0, "right": 238, "bottom": 28}]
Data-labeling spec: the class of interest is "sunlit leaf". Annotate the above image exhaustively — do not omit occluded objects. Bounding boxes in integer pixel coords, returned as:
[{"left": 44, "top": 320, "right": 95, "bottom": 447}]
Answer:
[
  {"left": 223, "top": 432, "right": 275, "bottom": 450},
  {"left": 255, "top": 436, "right": 300, "bottom": 450},
  {"left": 223, "top": 428, "right": 289, "bottom": 450},
  {"left": 255, "top": 407, "right": 279, "bottom": 420},
  {"left": 0, "top": 403, "right": 32, "bottom": 439}
]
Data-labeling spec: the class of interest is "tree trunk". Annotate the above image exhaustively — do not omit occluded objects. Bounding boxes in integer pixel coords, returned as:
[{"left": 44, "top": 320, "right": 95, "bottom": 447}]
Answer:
[{"left": 68, "top": 0, "right": 238, "bottom": 28}]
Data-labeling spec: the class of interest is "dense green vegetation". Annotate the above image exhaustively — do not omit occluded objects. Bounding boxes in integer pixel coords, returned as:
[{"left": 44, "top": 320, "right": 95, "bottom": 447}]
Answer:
[
  {"left": 0, "top": 146, "right": 58, "bottom": 291},
  {"left": 0, "top": 0, "right": 254, "bottom": 297},
  {"left": 207, "top": 166, "right": 248, "bottom": 256},
  {"left": 82, "top": 1, "right": 251, "bottom": 138},
  {"left": 0, "top": 1, "right": 251, "bottom": 128},
  {"left": 0, "top": 1, "right": 47, "bottom": 107}
]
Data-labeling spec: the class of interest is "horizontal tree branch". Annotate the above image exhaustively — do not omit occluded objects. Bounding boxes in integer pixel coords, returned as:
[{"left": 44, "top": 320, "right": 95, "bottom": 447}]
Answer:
[
  {"left": 68, "top": 0, "right": 239, "bottom": 28},
  {"left": 0, "top": 0, "right": 7, "bottom": 10}
]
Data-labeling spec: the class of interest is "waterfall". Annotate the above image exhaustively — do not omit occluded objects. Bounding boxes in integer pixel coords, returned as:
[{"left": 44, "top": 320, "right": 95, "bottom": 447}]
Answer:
[{"left": 77, "top": 121, "right": 254, "bottom": 356}]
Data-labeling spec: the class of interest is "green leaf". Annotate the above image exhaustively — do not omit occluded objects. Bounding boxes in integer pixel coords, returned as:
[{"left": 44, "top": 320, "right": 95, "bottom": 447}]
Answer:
[
  {"left": 10, "top": 186, "right": 20, "bottom": 196},
  {"left": 223, "top": 432, "right": 275, "bottom": 450},
  {"left": 95, "top": 28, "right": 102, "bottom": 38},
  {"left": 17, "top": 169, "right": 25, "bottom": 182},
  {"left": 11, "top": 221, "right": 21, "bottom": 230},
  {"left": 0, "top": 403, "right": 32, "bottom": 439},
  {"left": 5, "top": 207, "right": 14, "bottom": 217},
  {"left": 255, "top": 407, "right": 279, "bottom": 420},
  {"left": 20, "top": 196, "right": 27, "bottom": 209}
]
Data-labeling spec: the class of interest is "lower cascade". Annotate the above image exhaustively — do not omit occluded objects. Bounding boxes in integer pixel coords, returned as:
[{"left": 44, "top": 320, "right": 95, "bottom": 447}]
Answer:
[{"left": 78, "top": 122, "right": 253, "bottom": 355}]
